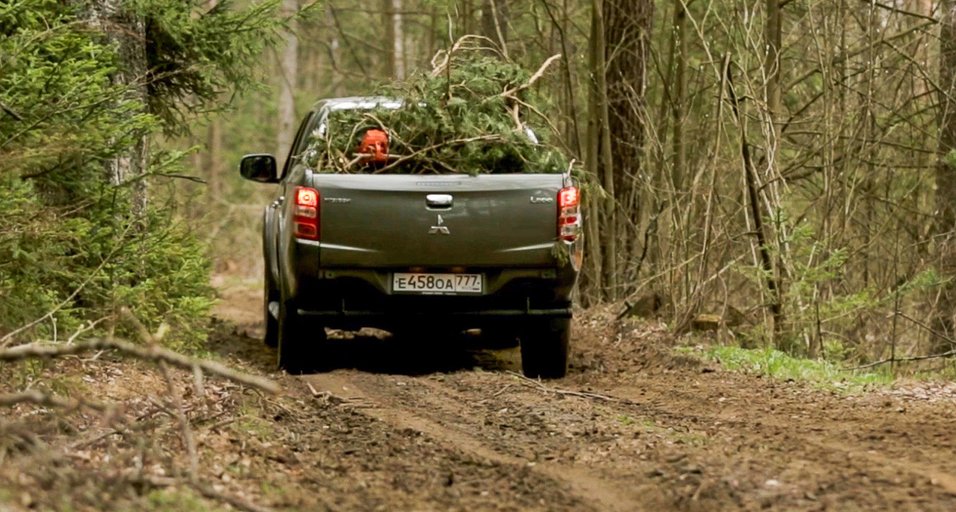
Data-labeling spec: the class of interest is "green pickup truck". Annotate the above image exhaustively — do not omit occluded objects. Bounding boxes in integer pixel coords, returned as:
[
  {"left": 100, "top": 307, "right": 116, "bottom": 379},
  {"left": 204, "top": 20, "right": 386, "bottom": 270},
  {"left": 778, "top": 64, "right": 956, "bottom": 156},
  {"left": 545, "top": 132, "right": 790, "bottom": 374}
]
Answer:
[{"left": 239, "top": 97, "right": 582, "bottom": 378}]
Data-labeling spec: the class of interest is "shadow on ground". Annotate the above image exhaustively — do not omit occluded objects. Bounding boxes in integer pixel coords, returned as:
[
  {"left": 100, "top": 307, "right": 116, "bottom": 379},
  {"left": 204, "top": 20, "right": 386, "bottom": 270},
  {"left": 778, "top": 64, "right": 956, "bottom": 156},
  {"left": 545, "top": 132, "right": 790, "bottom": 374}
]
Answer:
[{"left": 209, "top": 318, "right": 521, "bottom": 377}]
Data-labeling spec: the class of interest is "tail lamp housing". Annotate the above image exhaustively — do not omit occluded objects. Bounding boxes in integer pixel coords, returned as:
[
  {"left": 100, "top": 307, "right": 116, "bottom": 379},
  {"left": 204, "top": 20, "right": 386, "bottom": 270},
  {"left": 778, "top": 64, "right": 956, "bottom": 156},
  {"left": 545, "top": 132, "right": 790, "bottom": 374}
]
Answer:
[
  {"left": 293, "top": 186, "right": 320, "bottom": 240},
  {"left": 558, "top": 186, "right": 580, "bottom": 242}
]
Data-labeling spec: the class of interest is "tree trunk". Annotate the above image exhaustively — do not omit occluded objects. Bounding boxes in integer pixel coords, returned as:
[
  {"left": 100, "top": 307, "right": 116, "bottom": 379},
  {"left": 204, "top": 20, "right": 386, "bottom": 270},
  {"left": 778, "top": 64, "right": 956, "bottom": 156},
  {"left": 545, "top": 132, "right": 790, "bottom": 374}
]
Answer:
[
  {"left": 582, "top": 0, "right": 604, "bottom": 303},
  {"left": 277, "top": 0, "right": 299, "bottom": 158},
  {"left": 90, "top": 0, "right": 149, "bottom": 217},
  {"left": 383, "top": 0, "right": 405, "bottom": 79},
  {"left": 602, "top": 0, "right": 653, "bottom": 297},
  {"left": 208, "top": 118, "right": 223, "bottom": 198},
  {"left": 765, "top": 0, "right": 782, "bottom": 120},
  {"left": 481, "top": 0, "right": 508, "bottom": 54},
  {"left": 671, "top": 2, "right": 686, "bottom": 193},
  {"left": 935, "top": 0, "right": 956, "bottom": 351},
  {"left": 588, "top": 0, "right": 617, "bottom": 301}
]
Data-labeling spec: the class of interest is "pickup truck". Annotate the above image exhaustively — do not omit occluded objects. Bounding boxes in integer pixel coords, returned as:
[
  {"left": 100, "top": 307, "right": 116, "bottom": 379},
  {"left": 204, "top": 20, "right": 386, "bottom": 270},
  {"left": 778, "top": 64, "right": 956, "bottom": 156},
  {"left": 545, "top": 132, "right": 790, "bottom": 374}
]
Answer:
[{"left": 239, "top": 97, "right": 582, "bottom": 378}]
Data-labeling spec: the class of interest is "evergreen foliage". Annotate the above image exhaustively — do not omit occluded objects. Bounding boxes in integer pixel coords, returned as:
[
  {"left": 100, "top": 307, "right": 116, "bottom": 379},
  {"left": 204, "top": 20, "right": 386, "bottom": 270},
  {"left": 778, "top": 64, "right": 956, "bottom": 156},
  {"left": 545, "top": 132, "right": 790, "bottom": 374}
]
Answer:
[
  {"left": 305, "top": 39, "right": 569, "bottom": 175},
  {"left": 136, "top": 0, "right": 281, "bottom": 133},
  {"left": 0, "top": 0, "right": 278, "bottom": 347}
]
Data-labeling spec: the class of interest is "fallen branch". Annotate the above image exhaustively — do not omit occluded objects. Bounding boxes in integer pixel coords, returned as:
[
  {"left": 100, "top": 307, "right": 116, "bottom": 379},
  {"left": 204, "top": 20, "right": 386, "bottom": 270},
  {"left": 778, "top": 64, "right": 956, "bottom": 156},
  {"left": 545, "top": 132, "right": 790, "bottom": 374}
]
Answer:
[
  {"left": 0, "top": 338, "right": 279, "bottom": 394},
  {"left": 0, "top": 389, "right": 108, "bottom": 412},
  {"left": 505, "top": 371, "right": 635, "bottom": 404},
  {"left": 849, "top": 349, "right": 956, "bottom": 370},
  {"left": 70, "top": 403, "right": 165, "bottom": 450}
]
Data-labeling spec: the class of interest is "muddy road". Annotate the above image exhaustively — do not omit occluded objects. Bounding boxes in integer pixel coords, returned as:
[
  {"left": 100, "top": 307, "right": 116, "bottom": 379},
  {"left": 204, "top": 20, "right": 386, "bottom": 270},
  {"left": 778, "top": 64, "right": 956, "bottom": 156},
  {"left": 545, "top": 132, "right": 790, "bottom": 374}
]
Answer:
[{"left": 212, "top": 283, "right": 956, "bottom": 511}]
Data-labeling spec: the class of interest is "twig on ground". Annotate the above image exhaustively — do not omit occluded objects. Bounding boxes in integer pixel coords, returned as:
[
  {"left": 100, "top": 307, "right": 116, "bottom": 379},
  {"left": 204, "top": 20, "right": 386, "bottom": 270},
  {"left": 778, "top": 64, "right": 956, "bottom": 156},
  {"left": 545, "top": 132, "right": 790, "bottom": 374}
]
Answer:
[
  {"left": 159, "top": 359, "right": 199, "bottom": 481},
  {"left": 0, "top": 338, "right": 279, "bottom": 394},
  {"left": 849, "top": 349, "right": 956, "bottom": 370},
  {"left": 306, "top": 381, "right": 321, "bottom": 397},
  {"left": 0, "top": 389, "right": 109, "bottom": 412},
  {"left": 205, "top": 416, "right": 237, "bottom": 432},
  {"left": 505, "top": 371, "right": 633, "bottom": 404},
  {"left": 492, "top": 383, "right": 513, "bottom": 398},
  {"left": 70, "top": 404, "right": 164, "bottom": 450},
  {"left": 68, "top": 317, "right": 110, "bottom": 344}
]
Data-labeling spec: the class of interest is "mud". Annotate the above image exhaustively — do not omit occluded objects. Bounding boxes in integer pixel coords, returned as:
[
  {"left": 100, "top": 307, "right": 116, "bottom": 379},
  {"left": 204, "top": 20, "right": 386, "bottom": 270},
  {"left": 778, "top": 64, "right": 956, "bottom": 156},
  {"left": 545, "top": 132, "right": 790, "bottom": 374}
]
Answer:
[
  {"left": 1, "top": 281, "right": 954, "bottom": 511},
  {"left": 212, "top": 282, "right": 956, "bottom": 511}
]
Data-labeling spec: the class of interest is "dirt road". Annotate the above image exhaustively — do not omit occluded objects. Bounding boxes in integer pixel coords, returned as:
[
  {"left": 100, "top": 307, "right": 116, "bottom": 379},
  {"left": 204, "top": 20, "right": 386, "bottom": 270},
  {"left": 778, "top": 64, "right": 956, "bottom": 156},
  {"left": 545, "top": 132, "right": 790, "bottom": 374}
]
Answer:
[{"left": 207, "top": 283, "right": 956, "bottom": 511}]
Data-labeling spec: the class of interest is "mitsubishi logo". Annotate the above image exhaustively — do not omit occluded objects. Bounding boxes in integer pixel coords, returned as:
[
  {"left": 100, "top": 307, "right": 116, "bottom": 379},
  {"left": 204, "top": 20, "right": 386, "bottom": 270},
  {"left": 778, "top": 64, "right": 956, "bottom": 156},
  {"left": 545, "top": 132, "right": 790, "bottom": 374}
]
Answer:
[{"left": 428, "top": 214, "right": 450, "bottom": 235}]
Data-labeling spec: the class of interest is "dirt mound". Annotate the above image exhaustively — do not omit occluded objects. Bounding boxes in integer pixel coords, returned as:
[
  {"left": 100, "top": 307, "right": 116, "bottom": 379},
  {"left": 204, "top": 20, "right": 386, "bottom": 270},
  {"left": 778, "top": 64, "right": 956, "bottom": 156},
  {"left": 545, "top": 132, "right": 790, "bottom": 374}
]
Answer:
[{"left": 573, "top": 304, "right": 701, "bottom": 378}]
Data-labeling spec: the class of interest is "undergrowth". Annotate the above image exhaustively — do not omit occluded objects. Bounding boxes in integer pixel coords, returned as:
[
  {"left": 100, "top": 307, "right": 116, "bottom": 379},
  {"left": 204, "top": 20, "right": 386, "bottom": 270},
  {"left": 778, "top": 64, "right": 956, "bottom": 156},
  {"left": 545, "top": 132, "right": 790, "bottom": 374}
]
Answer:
[{"left": 678, "top": 345, "right": 894, "bottom": 391}]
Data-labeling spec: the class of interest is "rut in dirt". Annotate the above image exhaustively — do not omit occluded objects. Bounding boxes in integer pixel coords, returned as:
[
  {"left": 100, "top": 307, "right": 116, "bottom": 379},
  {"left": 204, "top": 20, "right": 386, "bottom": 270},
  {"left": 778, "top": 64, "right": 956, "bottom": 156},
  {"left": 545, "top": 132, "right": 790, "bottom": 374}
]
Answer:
[{"left": 216, "top": 287, "right": 956, "bottom": 511}]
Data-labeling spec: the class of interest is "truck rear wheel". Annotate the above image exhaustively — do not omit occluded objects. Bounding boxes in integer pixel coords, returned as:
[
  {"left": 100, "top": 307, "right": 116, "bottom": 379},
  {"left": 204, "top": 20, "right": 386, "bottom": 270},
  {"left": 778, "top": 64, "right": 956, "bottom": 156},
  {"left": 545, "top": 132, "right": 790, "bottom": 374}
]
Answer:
[
  {"left": 520, "top": 317, "right": 570, "bottom": 379},
  {"left": 277, "top": 300, "right": 325, "bottom": 374}
]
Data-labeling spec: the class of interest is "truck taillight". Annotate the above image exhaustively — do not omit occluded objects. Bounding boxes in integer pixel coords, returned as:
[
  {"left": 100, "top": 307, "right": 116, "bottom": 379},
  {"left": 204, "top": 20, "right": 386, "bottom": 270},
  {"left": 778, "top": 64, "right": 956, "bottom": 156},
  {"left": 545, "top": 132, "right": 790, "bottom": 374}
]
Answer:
[
  {"left": 558, "top": 186, "right": 580, "bottom": 242},
  {"left": 294, "top": 186, "right": 320, "bottom": 240}
]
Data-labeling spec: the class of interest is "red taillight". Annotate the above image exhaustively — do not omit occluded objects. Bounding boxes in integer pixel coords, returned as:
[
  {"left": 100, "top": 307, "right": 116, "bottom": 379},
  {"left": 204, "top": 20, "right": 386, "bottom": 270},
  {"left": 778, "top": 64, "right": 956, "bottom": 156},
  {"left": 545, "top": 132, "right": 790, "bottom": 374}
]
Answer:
[
  {"left": 558, "top": 185, "right": 581, "bottom": 242},
  {"left": 294, "top": 186, "right": 320, "bottom": 240},
  {"left": 296, "top": 187, "right": 318, "bottom": 207},
  {"left": 559, "top": 187, "right": 579, "bottom": 208}
]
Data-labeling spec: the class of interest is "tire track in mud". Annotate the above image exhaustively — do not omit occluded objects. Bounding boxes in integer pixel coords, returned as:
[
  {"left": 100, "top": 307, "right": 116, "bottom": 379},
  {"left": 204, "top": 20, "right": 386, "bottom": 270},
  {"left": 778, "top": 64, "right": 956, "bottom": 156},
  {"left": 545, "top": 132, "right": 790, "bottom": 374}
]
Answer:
[
  {"left": 304, "top": 371, "right": 669, "bottom": 512},
  {"left": 588, "top": 377, "right": 956, "bottom": 511},
  {"left": 214, "top": 285, "right": 956, "bottom": 511},
  {"left": 304, "top": 361, "right": 956, "bottom": 512}
]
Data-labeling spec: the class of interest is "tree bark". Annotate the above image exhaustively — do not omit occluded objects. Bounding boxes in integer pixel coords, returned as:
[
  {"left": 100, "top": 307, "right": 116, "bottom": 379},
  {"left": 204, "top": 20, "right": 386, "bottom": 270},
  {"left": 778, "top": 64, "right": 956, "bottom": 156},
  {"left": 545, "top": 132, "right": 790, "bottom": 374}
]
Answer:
[
  {"left": 208, "top": 118, "right": 222, "bottom": 198},
  {"left": 671, "top": 2, "right": 686, "bottom": 193},
  {"left": 582, "top": 0, "right": 604, "bottom": 303},
  {"left": 589, "top": 0, "right": 617, "bottom": 301},
  {"left": 935, "top": 0, "right": 956, "bottom": 350},
  {"left": 383, "top": 0, "right": 405, "bottom": 79},
  {"left": 277, "top": 0, "right": 299, "bottom": 159},
  {"left": 765, "top": 0, "right": 782, "bottom": 120},
  {"left": 90, "top": 0, "right": 149, "bottom": 217},
  {"left": 481, "top": 0, "right": 508, "bottom": 54},
  {"left": 602, "top": 0, "right": 653, "bottom": 297}
]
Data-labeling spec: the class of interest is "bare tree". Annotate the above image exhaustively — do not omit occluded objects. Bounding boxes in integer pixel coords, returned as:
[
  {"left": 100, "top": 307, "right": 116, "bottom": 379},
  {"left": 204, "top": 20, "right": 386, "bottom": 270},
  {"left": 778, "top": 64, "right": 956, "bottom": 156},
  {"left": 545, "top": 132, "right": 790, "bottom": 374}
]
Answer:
[
  {"left": 936, "top": 0, "right": 956, "bottom": 351},
  {"left": 604, "top": 0, "right": 653, "bottom": 298},
  {"left": 277, "top": 0, "right": 299, "bottom": 158}
]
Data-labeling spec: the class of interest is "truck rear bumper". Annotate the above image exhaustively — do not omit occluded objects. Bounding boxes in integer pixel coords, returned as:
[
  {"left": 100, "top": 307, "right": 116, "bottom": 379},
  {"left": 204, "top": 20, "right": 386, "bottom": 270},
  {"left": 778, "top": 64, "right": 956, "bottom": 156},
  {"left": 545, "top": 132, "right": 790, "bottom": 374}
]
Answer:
[
  {"left": 298, "top": 306, "right": 572, "bottom": 318},
  {"left": 296, "top": 306, "right": 571, "bottom": 332},
  {"left": 293, "top": 270, "right": 575, "bottom": 331}
]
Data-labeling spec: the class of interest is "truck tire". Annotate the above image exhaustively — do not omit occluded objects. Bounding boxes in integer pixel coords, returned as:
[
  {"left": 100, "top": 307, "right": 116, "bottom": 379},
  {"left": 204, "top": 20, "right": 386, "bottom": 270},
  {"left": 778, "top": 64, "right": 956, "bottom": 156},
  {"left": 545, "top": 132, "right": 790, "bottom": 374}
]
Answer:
[
  {"left": 276, "top": 299, "right": 325, "bottom": 374},
  {"left": 520, "top": 317, "right": 570, "bottom": 379},
  {"left": 263, "top": 270, "right": 279, "bottom": 348}
]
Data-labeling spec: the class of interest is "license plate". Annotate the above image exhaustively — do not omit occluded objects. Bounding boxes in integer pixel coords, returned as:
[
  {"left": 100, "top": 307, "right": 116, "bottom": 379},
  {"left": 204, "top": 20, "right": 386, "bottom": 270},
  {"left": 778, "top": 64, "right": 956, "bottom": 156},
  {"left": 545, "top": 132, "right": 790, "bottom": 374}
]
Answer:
[{"left": 392, "top": 273, "right": 483, "bottom": 295}]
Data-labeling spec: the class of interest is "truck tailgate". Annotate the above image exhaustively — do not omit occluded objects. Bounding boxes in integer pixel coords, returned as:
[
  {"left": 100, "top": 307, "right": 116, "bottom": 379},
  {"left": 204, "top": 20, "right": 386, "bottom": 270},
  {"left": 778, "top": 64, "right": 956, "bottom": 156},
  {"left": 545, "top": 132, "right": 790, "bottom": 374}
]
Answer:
[{"left": 311, "top": 174, "right": 563, "bottom": 268}]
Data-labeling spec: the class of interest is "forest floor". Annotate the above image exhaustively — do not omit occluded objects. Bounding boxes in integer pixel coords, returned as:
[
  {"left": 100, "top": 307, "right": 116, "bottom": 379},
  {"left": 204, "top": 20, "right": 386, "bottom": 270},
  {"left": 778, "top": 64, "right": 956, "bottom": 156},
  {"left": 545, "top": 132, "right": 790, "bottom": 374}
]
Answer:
[{"left": 2, "top": 278, "right": 956, "bottom": 511}]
